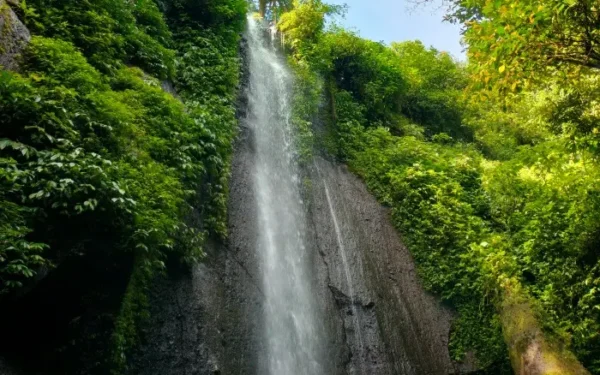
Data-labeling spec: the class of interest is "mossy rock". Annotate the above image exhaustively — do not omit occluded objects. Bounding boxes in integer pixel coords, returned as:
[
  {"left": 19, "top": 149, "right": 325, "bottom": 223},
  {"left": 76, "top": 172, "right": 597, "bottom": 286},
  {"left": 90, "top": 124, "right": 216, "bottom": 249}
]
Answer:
[
  {"left": 0, "top": 0, "right": 30, "bottom": 70},
  {"left": 501, "top": 286, "right": 591, "bottom": 375}
]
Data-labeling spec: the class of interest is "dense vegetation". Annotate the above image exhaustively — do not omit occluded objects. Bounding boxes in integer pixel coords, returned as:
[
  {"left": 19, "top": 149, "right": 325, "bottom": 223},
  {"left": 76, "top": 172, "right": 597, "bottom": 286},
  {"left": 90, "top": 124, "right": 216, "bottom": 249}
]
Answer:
[
  {"left": 2, "top": 0, "right": 599, "bottom": 373},
  {"left": 277, "top": 0, "right": 600, "bottom": 373},
  {"left": 0, "top": 0, "right": 246, "bottom": 371}
]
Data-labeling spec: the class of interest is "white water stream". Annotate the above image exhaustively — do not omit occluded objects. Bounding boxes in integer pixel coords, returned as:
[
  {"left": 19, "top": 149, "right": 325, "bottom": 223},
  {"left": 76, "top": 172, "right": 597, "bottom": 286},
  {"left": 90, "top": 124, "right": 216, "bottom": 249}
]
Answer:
[
  {"left": 246, "top": 16, "right": 324, "bottom": 375},
  {"left": 315, "top": 163, "right": 366, "bottom": 374}
]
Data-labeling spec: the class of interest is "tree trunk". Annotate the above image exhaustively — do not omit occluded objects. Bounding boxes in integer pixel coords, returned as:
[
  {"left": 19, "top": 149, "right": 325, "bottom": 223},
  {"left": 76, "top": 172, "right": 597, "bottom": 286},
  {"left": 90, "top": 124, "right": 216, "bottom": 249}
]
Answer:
[
  {"left": 500, "top": 285, "right": 590, "bottom": 375},
  {"left": 259, "top": 0, "right": 267, "bottom": 17}
]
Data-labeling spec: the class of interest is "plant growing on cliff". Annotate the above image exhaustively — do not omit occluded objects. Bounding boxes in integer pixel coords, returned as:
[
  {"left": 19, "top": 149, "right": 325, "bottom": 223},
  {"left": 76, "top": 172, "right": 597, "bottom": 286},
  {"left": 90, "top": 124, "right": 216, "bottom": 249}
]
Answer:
[
  {"left": 278, "top": 0, "right": 600, "bottom": 372},
  {"left": 1, "top": 0, "right": 246, "bottom": 372}
]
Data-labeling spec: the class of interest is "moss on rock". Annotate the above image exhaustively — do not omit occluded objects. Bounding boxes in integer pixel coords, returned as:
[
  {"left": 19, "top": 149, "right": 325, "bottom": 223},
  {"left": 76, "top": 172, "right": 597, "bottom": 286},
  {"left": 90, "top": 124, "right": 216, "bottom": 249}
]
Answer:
[{"left": 0, "top": 0, "right": 30, "bottom": 70}]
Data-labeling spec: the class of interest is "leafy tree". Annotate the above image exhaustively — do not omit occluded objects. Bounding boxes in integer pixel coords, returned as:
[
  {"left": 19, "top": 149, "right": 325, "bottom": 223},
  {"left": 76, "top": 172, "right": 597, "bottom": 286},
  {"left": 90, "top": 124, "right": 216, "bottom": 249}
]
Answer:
[
  {"left": 443, "top": 0, "right": 600, "bottom": 91},
  {"left": 392, "top": 40, "right": 470, "bottom": 139},
  {"left": 259, "top": 0, "right": 293, "bottom": 18},
  {"left": 279, "top": 0, "right": 343, "bottom": 62}
]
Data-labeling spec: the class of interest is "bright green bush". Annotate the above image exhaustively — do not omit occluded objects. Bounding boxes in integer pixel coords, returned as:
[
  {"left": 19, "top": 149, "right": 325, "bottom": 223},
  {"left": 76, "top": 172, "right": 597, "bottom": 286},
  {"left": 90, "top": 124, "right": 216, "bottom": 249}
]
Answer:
[
  {"left": 483, "top": 140, "right": 600, "bottom": 371},
  {"left": 391, "top": 41, "right": 470, "bottom": 140},
  {"left": 21, "top": 0, "right": 175, "bottom": 78},
  {"left": 172, "top": 26, "right": 243, "bottom": 237},
  {"left": 322, "top": 30, "right": 406, "bottom": 125},
  {"left": 289, "top": 59, "right": 321, "bottom": 165},
  {"left": 1, "top": 0, "right": 246, "bottom": 371},
  {"left": 281, "top": 3, "right": 600, "bottom": 371}
]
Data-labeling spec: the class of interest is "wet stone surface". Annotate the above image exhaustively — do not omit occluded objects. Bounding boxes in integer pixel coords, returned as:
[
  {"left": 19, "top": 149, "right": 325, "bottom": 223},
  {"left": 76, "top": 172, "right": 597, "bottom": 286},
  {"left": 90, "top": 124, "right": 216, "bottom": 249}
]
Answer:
[
  {"left": 0, "top": 0, "right": 31, "bottom": 71},
  {"left": 129, "top": 152, "right": 466, "bottom": 374}
]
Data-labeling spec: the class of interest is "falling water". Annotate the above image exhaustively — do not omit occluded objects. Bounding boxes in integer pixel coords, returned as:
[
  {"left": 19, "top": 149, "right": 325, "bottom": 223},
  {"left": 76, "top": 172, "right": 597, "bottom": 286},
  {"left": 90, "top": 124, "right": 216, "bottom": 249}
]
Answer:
[
  {"left": 246, "top": 16, "right": 324, "bottom": 375},
  {"left": 315, "top": 163, "right": 366, "bottom": 374}
]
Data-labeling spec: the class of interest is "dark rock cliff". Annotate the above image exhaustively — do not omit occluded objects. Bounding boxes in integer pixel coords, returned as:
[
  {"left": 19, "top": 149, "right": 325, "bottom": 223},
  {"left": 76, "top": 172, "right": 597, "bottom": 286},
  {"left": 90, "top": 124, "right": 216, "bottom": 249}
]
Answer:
[
  {"left": 308, "top": 157, "right": 458, "bottom": 374},
  {"left": 128, "top": 145, "right": 464, "bottom": 374}
]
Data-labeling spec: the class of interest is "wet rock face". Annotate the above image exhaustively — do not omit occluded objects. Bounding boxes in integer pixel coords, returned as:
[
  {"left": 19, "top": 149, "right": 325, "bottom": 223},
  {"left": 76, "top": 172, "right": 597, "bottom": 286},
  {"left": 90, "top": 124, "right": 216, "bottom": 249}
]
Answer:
[
  {"left": 0, "top": 0, "right": 30, "bottom": 71},
  {"left": 130, "top": 104, "right": 265, "bottom": 375},
  {"left": 129, "top": 254, "right": 264, "bottom": 375},
  {"left": 130, "top": 152, "right": 463, "bottom": 375},
  {"left": 129, "top": 30, "right": 462, "bottom": 375},
  {"left": 308, "top": 157, "right": 457, "bottom": 374},
  {"left": 130, "top": 153, "right": 462, "bottom": 375}
]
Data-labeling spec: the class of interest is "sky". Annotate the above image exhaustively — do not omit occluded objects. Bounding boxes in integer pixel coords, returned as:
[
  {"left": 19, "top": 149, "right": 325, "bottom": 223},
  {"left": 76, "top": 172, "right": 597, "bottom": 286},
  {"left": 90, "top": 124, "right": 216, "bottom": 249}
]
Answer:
[{"left": 326, "top": 0, "right": 465, "bottom": 60}]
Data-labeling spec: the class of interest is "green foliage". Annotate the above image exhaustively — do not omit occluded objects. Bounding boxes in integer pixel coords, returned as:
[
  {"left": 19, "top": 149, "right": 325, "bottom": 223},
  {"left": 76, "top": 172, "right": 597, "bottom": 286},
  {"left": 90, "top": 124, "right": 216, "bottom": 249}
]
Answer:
[
  {"left": 482, "top": 141, "right": 600, "bottom": 372},
  {"left": 545, "top": 75, "right": 600, "bottom": 155},
  {"left": 173, "top": 27, "right": 242, "bottom": 237},
  {"left": 289, "top": 59, "right": 321, "bottom": 165},
  {"left": 446, "top": 0, "right": 600, "bottom": 92},
  {"left": 0, "top": 143, "right": 48, "bottom": 291},
  {"left": 21, "top": 0, "right": 175, "bottom": 78},
  {"left": 280, "top": 1, "right": 600, "bottom": 372},
  {"left": 257, "top": 0, "right": 297, "bottom": 19},
  {"left": 352, "top": 130, "right": 489, "bottom": 297},
  {"left": 322, "top": 30, "right": 407, "bottom": 125},
  {"left": 449, "top": 301, "right": 511, "bottom": 371},
  {"left": 281, "top": 8, "right": 469, "bottom": 138},
  {"left": 392, "top": 41, "right": 470, "bottom": 140},
  {"left": 1, "top": 0, "right": 244, "bottom": 371},
  {"left": 464, "top": 90, "right": 552, "bottom": 160},
  {"left": 279, "top": 0, "right": 342, "bottom": 62},
  {"left": 110, "top": 258, "right": 151, "bottom": 374},
  {"left": 23, "top": 37, "right": 105, "bottom": 93},
  {"left": 160, "top": 0, "right": 247, "bottom": 34},
  {"left": 0, "top": 37, "right": 202, "bottom": 292},
  {"left": 325, "top": 88, "right": 367, "bottom": 160}
]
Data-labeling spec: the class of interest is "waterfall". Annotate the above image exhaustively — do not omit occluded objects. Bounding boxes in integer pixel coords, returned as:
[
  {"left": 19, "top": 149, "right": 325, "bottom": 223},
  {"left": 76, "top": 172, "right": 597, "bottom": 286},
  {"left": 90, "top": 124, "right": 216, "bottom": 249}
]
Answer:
[
  {"left": 246, "top": 16, "right": 325, "bottom": 375},
  {"left": 127, "top": 16, "right": 460, "bottom": 374}
]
